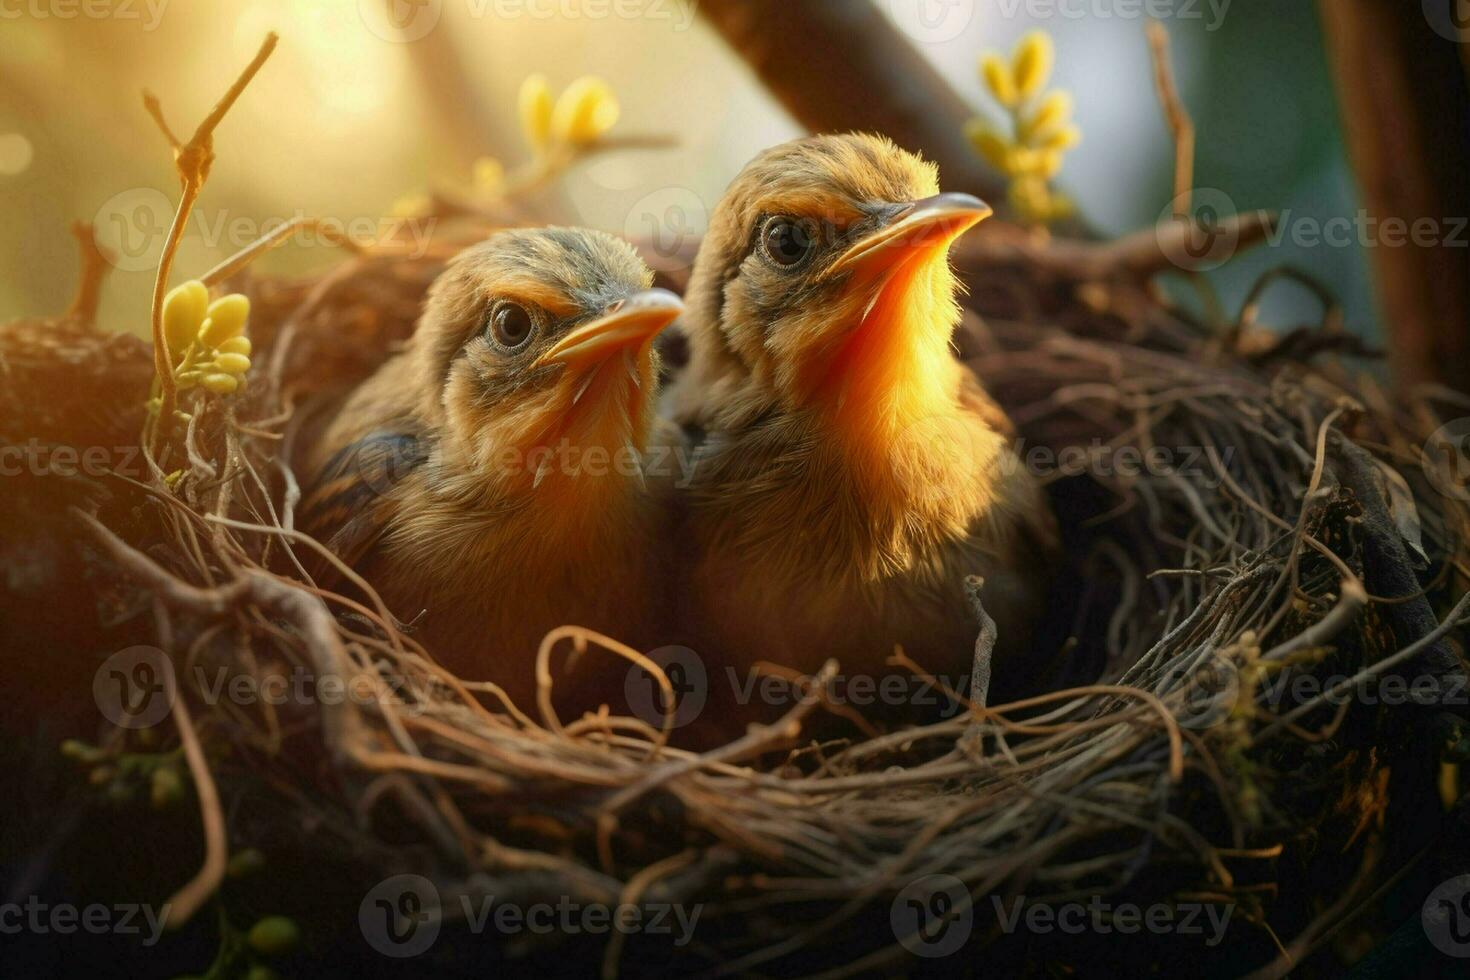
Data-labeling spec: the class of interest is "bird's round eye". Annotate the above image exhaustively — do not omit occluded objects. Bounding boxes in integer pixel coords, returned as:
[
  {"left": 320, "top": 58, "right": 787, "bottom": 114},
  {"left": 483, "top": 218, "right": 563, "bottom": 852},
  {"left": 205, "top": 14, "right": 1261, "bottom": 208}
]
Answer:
[
  {"left": 761, "top": 216, "right": 818, "bottom": 268},
  {"left": 488, "top": 302, "right": 534, "bottom": 349}
]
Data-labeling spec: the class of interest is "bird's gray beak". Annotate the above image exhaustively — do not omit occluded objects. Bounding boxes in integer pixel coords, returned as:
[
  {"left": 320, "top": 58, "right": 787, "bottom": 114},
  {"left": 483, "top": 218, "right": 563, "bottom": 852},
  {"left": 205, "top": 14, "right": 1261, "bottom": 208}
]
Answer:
[
  {"left": 823, "top": 192, "right": 992, "bottom": 281},
  {"left": 533, "top": 288, "right": 684, "bottom": 369}
]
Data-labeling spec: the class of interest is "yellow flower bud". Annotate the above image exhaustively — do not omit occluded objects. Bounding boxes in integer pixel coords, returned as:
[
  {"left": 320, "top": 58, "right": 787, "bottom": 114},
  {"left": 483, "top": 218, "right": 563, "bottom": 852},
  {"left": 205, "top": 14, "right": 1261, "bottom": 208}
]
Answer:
[
  {"left": 1007, "top": 147, "right": 1045, "bottom": 176},
  {"left": 981, "top": 53, "right": 1018, "bottom": 108},
  {"left": 162, "top": 280, "right": 208, "bottom": 358},
  {"left": 199, "top": 294, "right": 250, "bottom": 347},
  {"left": 964, "top": 120, "right": 1013, "bottom": 173},
  {"left": 201, "top": 373, "right": 239, "bottom": 395},
  {"left": 1008, "top": 176, "right": 1051, "bottom": 223},
  {"left": 472, "top": 156, "right": 504, "bottom": 194},
  {"left": 1037, "top": 149, "right": 1065, "bottom": 179},
  {"left": 390, "top": 193, "right": 431, "bottom": 219},
  {"left": 217, "top": 336, "right": 252, "bottom": 357},
  {"left": 1040, "top": 124, "right": 1082, "bottom": 153},
  {"left": 550, "top": 76, "right": 620, "bottom": 145},
  {"left": 1012, "top": 31, "right": 1055, "bottom": 100},
  {"left": 1019, "top": 91, "right": 1072, "bottom": 143},
  {"left": 213, "top": 352, "right": 252, "bottom": 375},
  {"left": 518, "top": 74, "right": 553, "bottom": 151}
]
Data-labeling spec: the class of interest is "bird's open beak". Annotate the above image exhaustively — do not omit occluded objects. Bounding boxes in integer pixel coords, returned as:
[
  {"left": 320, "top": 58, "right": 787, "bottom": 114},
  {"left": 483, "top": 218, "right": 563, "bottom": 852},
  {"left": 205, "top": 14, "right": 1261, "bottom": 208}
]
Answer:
[
  {"left": 533, "top": 288, "right": 683, "bottom": 369},
  {"left": 823, "top": 192, "right": 991, "bottom": 281}
]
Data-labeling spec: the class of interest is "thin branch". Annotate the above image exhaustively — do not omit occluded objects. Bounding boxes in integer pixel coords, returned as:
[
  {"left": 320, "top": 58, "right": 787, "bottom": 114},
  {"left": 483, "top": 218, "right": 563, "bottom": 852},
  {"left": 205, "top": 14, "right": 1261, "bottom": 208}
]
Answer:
[{"left": 1145, "top": 19, "right": 1195, "bottom": 215}]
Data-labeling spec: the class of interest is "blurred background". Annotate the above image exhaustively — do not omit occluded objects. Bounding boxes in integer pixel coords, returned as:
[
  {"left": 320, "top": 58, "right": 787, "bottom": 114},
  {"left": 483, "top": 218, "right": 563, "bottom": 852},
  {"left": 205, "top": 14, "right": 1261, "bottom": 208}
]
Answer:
[{"left": 0, "top": 0, "right": 1433, "bottom": 347}]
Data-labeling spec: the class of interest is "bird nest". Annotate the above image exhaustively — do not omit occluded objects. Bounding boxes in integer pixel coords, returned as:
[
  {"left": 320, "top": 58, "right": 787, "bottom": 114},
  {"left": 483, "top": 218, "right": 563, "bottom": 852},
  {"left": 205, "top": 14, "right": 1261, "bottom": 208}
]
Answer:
[{"left": 6, "top": 210, "right": 1469, "bottom": 977}]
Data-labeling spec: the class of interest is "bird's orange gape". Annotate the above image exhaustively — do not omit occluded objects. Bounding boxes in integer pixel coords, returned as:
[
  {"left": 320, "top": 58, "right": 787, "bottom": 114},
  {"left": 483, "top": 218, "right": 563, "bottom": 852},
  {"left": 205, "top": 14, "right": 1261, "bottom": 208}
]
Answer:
[
  {"left": 518, "top": 288, "right": 682, "bottom": 497},
  {"left": 803, "top": 194, "right": 992, "bottom": 444}
]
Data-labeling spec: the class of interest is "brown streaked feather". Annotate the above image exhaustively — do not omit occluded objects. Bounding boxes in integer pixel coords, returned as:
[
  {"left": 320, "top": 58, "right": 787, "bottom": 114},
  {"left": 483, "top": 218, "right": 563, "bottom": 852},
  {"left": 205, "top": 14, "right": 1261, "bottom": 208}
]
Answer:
[{"left": 301, "top": 429, "right": 425, "bottom": 569}]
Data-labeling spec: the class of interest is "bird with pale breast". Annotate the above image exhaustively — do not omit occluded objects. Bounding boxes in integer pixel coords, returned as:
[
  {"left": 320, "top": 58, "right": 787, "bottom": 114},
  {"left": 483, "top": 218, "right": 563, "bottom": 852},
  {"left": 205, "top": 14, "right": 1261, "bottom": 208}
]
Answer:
[
  {"left": 669, "top": 133, "right": 1058, "bottom": 718},
  {"left": 303, "top": 227, "right": 684, "bottom": 707}
]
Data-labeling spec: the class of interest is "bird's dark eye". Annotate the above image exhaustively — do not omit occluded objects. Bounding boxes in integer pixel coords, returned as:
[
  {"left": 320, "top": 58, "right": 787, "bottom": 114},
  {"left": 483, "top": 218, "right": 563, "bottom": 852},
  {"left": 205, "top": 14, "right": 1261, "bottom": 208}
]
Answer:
[
  {"left": 761, "top": 216, "right": 818, "bottom": 269},
  {"left": 488, "top": 302, "right": 535, "bottom": 350}
]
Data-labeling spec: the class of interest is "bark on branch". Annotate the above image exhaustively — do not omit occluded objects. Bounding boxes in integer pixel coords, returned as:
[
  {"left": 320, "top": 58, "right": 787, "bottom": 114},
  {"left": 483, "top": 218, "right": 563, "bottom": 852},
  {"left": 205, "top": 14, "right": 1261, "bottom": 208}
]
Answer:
[
  {"left": 1318, "top": 0, "right": 1470, "bottom": 394},
  {"left": 697, "top": 0, "right": 1007, "bottom": 205}
]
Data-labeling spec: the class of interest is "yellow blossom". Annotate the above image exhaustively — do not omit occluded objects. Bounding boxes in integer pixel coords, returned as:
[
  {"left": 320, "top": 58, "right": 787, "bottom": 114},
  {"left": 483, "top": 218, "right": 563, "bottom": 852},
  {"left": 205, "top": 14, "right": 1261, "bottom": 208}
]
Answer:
[
  {"left": 390, "top": 193, "right": 431, "bottom": 219},
  {"left": 550, "top": 75, "right": 619, "bottom": 146},
  {"left": 472, "top": 156, "right": 504, "bottom": 195},
  {"left": 968, "top": 30, "right": 1079, "bottom": 226},
  {"left": 964, "top": 120, "right": 1011, "bottom": 172},
  {"left": 1012, "top": 31, "right": 1054, "bottom": 99},
  {"left": 198, "top": 294, "right": 249, "bottom": 348},
  {"left": 981, "top": 54, "right": 1017, "bottom": 108},
  {"left": 518, "top": 74, "right": 553, "bottom": 151},
  {"left": 162, "top": 280, "right": 209, "bottom": 356},
  {"left": 201, "top": 373, "right": 239, "bottom": 395},
  {"left": 1040, "top": 124, "right": 1082, "bottom": 153},
  {"left": 150, "top": 282, "right": 253, "bottom": 399},
  {"left": 1019, "top": 91, "right": 1072, "bottom": 143}
]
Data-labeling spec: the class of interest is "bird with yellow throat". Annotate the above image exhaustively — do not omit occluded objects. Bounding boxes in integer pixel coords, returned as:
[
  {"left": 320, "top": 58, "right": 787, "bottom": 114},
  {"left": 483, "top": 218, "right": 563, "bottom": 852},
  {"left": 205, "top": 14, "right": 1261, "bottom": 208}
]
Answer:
[
  {"left": 669, "top": 133, "right": 1058, "bottom": 722},
  {"left": 303, "top": 227, "right": 684, "bottom": 708}
]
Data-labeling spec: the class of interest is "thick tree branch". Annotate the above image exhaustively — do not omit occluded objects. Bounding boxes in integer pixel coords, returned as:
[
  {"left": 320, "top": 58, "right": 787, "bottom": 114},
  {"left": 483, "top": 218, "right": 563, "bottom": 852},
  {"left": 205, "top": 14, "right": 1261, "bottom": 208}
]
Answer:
[
  {"left": 1318, "top": 0, "right": 1470, "bottom": 394},
  {"left": 697, "top": 0, "right": 1006, "bottom": 205}
]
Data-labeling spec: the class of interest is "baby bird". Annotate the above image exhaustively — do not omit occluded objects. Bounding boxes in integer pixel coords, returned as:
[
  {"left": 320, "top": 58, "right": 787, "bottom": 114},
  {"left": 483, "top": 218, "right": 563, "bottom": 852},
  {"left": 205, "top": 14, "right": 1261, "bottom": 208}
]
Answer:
[
  {"left": 303, "top": 227, "right": 683, "bottom": 706},
  {"left": 670, "top": 133, "right": 1057, "bottom": 714}
]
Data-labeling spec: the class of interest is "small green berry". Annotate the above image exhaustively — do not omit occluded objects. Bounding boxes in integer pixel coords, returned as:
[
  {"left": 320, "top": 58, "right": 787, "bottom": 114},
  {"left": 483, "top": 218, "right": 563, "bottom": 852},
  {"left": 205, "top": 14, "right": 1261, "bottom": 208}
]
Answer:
[{"left": 247, "top": 916, "right": 301, "bottom": 957}]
